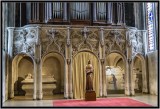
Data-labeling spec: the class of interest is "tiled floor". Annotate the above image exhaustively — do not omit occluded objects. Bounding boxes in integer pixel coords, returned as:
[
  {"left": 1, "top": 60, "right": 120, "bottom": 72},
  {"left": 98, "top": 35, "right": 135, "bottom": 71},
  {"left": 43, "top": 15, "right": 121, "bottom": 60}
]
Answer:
[{"left": 2, "top": 94, "right": 158, "bottom": 107}]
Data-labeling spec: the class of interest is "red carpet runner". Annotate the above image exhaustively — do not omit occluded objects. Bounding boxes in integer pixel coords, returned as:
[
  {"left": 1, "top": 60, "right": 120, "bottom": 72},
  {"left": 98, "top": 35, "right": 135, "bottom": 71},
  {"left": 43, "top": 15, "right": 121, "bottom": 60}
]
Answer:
[{"left": 53, "top": 98, "right": 152, "bottom": 107}]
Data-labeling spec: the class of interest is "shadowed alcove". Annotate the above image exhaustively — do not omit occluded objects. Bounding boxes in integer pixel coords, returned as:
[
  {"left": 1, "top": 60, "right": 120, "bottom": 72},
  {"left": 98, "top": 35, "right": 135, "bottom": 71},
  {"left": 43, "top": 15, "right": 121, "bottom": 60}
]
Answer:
[
  {"left": 105, "top": 53, "right": 125, "bottom": 94},
  {"left": 41, "top": 52, "right": 65, "bottom": 97},
  {"left": 12, "top": 54, "right": 34, "bottom": 98}
]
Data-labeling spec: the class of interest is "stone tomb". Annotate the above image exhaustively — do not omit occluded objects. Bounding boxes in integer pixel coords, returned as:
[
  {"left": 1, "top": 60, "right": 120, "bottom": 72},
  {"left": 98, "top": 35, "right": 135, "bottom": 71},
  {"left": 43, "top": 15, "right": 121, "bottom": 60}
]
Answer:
[{"left": 21, "top": 74, "right": 57, "bottom": 96}]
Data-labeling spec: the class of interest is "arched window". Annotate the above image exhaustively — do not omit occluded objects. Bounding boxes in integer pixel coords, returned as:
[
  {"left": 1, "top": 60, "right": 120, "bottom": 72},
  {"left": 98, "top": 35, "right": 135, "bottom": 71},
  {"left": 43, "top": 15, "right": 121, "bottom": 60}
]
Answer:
[{"left": 146, "top": 3, "right": 157, "bottom": 51}]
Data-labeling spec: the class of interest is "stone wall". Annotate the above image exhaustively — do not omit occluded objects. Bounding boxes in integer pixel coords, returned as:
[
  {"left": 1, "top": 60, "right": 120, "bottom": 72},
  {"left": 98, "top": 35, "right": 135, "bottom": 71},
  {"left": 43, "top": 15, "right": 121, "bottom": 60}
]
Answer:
[{"left": 147, "top": 50, "right": 158, "bottom": 95}]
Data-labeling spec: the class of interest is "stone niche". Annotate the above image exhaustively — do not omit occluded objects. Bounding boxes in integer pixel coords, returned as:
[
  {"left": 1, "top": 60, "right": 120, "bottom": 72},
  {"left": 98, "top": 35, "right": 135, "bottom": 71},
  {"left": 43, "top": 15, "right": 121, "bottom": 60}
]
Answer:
[{"left": 21, "top": 74, "right": 57, "bottom": 96}]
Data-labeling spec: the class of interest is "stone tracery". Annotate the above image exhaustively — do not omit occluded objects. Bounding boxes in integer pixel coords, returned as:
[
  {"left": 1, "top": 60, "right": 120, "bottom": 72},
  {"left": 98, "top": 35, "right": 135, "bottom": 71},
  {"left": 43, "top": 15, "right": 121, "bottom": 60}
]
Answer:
[{"left": 8, "top": 25, "right": 147, "bottom": 99}]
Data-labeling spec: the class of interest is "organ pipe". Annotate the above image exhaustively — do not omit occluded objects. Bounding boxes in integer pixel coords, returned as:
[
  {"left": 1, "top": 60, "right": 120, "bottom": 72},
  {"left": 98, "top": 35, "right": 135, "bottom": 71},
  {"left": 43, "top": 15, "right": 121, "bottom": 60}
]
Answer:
[{"left": 25, "top": 2, "right": 126, "bottom": 25}]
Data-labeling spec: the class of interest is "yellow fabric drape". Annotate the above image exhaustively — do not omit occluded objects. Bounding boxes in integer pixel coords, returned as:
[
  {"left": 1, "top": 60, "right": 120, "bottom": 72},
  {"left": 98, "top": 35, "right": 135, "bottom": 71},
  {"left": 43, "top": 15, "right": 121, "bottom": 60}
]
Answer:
[{"left": 72, "top": 52, "right": 100, "bottom": 99}]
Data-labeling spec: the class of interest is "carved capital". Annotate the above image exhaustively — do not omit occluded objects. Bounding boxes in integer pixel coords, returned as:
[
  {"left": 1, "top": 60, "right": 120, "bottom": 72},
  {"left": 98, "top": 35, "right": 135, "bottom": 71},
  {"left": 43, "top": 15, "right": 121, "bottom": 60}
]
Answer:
[
  {"left": 35, "top": 58, "right": 40, "bottom": 64},
  {"left": 100, "top": 59, "right": 105, "bottom": 64},
  {"left": 67, "top": 59, "right": 71, "bottom": 65},
  {"left": 127, "top": 59, "right": 132, "bottom": 64}
]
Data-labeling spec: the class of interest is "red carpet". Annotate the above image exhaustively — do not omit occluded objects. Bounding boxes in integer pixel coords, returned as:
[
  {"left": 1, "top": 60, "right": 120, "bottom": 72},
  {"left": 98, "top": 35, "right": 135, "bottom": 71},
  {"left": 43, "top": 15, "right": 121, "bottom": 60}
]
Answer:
[{"left": 53, "top": 98, "right": 152, "bottom": 107}]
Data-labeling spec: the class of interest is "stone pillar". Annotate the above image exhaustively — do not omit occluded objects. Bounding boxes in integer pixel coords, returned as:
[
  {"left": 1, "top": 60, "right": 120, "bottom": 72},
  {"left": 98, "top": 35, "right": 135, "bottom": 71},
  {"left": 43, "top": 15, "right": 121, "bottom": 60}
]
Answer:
[
  {"left": 124, "top": 62, "right": 130, "bottom": 95},
  {"left": 100, "top": 27, "right": 107, "bottom": 97},
  {"left": 130, "top": 59, "right": 135, "bottom": 96},
  {"left": 2, "top": 3, "right": 7, "bottom": 103},
  {"left": 63, "top": 2, "right": 68, "bottom": 21},
  {"left": 2, "top": 12, "right": 7, "bottom": 99},
  {"left": 93, "top": 3, "right": 97, "bottom": 22},
  {"left": 64, "top": 27, "right": 70, "bottom": 98},
  {"left": 99, "top": 28, "right": 103, "bottom": 97},
  {"left": 142, "top": 58, "right": 148, "bottom": 93},
  {"left": 7, "top": 27, "right": 15, "bottom": 99},
  {"left": 2, "top": 50, "right": 7, "bottom": 102},
  {"left": 66, "top": 27, "right": 73, "bottom": 99},
  {"left": 35, "top": 27, "right": 42, "bottom": 100},
  {"left": 33, "top": 54, "right": 37, "bottom": 100},
  {"left": 64, "top": 59, "right": 68, "bottom": 99},
  {"left": 126, "top": 29, "right": 135, "bottom": 96},
  {"left": 101, "top": 59, "right": 106, "bottom": 97}
]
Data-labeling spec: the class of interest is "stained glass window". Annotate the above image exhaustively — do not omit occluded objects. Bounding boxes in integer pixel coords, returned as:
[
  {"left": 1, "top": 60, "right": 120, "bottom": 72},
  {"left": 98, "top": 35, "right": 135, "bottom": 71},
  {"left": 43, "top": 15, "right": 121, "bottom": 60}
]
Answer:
[{"left": 147, "top": 3, "right": 155, "bottom": 51}]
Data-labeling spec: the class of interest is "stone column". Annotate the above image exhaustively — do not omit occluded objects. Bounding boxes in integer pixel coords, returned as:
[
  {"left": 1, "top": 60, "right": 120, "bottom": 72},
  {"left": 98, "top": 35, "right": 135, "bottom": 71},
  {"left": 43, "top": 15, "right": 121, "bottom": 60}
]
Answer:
[
  {"left": 64, "top": 27, "right": 70, "bottom": 98},
  {"left": 126, "top": 29, "right": 135, "bottom": 96},
  {"left": 2, "top": 3, "right": 8, "bottom": 101},
  {"left": 130, "top": 59, "right": 135, "bottom": 96},
  {"left": 100, "top": 27, "right": 107, "bottom": 97},
  {"left": 7, "top": 27, "right": 15, "bottom": 99},
  {"left": 99, "top": 27, "right": 104, "bottom": 97},
  {"left": 142, "top": 58, "right": 148, "bottom": 93},
  {"left": 33, "top": 52, "right": 37, "bottom": 100},
  {"left": 101, "top": 59, "right": 106, "bottom": 97},
  {"left": 66, "top": 27, "right": 73, "bottom": 99},
  {"left": 35, "top": 27, "right": 42, "bottom": 100},
  {"left": 2, "top": 3, "right": 7, "bottom": 103},
  {"left": 64, "top": 59, "right": 68, "bottom": 99}
]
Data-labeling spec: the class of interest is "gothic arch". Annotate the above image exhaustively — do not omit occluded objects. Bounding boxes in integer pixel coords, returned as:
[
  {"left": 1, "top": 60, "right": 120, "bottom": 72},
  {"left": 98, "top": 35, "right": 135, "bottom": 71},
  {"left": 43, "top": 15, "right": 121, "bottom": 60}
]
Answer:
[
  {"left": 131, "top": 53, "right": 148, "bottom": 94},
  {"left": 41, "top": 52, "right": 65, "bottom": 95},
  {"left": 105, "top": 51, "right": 127, "bottom": 95},
  {"left": 11, "top": 52, "right": 35, "bottom": 98},
  {"left": 72, "top": 51, "right": 100, "bottom": 99}
]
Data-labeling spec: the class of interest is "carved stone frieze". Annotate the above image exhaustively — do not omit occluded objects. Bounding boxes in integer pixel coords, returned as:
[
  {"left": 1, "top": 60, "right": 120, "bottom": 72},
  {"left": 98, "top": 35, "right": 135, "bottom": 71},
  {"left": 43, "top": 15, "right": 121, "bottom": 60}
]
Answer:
[
  {"left": 71, "top": 28, "right": 84, "bottom": 55},
  {"left": 87, "top": 29, "right": 99, "bottom": 56},
  {"left": 127, "top": 29, "right": 144, "bottom": 55},
  {"left": 11, "top": 25, "right": 145, "bottom": 62},
  {"left": 67, "top": 58, "right": 71, "bottom": 65},
  {"left": 42, "top": 28, "right": 66, "bottom": 56},
  {"left": 78, "top": 41, "right": 93, "bottom": 51},
  {"left": 13, "top": 28, "right": 37, "bottom": 57},
  {"left": 135, "top": 31, "right": 144, "bottom": 54},
  {"left": 104, "top": 29, "right": 126, "bottom": 54},
  {"left": 71, "top": 28, "right": 99, "bottom": 57}
]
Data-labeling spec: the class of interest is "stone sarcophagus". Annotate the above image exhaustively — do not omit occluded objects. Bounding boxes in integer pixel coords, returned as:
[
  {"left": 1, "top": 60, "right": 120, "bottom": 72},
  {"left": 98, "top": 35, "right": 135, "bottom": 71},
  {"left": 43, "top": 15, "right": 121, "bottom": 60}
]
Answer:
[{"left": 21, "top": 74, "right": 57, "bottom": 96}]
